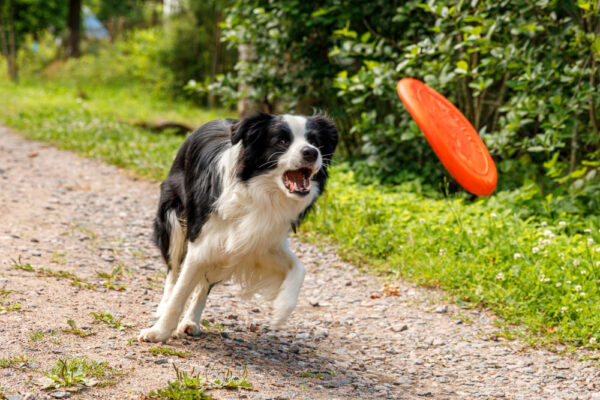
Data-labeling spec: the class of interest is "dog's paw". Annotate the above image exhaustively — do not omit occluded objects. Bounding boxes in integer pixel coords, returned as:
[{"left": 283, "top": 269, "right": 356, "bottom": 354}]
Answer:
[
  {"left": 175, "top": 319, "right": 201, "bottom": 337},
  {"left": 138, "top": 326, "right": 172, "bottom": 343}
]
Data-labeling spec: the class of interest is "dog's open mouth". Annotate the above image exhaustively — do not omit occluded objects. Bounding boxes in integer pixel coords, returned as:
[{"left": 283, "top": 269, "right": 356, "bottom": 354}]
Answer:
[{"left": 283, "top": 167, "right": 313, "bottom": 195}]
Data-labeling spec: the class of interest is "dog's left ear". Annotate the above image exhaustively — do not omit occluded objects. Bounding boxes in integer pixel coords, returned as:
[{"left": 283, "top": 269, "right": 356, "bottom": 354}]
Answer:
[
  {"left": 311, "top": 114, "right": 338, "bottom": 163},
  {"left": 231, "top": 112, "right": 273, "bottom": 145}
]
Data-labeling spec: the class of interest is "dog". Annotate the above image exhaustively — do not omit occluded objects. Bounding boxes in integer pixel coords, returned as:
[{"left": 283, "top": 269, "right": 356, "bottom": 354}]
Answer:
[{"left": 138, "top": 113, "right": 338, "bottom": 342}]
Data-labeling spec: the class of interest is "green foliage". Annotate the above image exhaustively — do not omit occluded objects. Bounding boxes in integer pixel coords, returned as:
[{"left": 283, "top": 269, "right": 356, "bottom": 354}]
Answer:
[
  {"left": 150, "top": 346, "right": 189, "bottom": 359},
  {"left": 302, "top": 165, "right": 600, "bottom": 346},
  {"left": 90, "top": 311, "right": 132, "bottom": 330},
  {"left": 147, "top": 364, "right": 252, "bottom": 399},
  {"left": 216, "top": 0, "right": 600, "bottom": 212},
  {"left": 40, "top": 357, "right": 126, "bottom": 390}
]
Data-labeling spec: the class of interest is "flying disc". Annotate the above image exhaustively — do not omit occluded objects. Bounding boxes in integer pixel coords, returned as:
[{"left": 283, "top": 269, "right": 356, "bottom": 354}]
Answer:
[{"left": 396, "top": 78, "right": 497, "bottom": 196}]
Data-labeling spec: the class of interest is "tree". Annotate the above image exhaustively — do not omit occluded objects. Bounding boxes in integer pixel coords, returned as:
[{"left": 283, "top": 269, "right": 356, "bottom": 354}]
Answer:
[
  {"left": 0, "top": 0, "right": 67, "bottom": 81},
  {"left": 66, "top": 0, "right": 81, "bottom": 58}
]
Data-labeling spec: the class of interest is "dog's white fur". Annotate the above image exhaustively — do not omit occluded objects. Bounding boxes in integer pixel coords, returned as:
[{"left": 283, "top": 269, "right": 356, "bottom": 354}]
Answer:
[{"left": 139, "top": 115, "right": 321, "bottom": 342}]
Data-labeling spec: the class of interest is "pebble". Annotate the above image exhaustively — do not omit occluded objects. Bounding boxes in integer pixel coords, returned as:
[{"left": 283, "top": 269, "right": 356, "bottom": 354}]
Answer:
[
  {"left": 391, "top": 324, "right": 408, "bottom": 332},
  {"left": 51, "top": 393, "right": 71, "bottom": 399},
  {"left": 434, "top": 305, "right": 448, "bottom": 314}
]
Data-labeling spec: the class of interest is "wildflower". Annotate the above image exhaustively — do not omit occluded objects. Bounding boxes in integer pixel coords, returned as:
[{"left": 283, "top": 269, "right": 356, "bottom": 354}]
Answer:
[
  {"left": 584, "top": 228, "right": 592, "bottom": 234},
  {"left": 439, "top": 249, "right": 446, "bottom": 256},
  {"left": 555, "top": 282, "right": 562, "bottom": 287},
  {"left": 561, "top": 306, "right": 567, "bottom": 313},
  {"left": 541, "top": 221, "right": 547, "bottom": 227},
  {"left": 566, "top": 280, "right": 571, "bottom": 284},
  {"left": 543, "top": 230, "right": 555, "bottom": 239},
  {"left": 543, "top": 251, "right": 549, "bottom": 257},
  {"left": 597, "top": 261, "right": 600, "bottom": 267},
  {"left": 596, "top": 247, "right": 600, "bottom": 253},
  {"left": 513, "top": 253, "right": 522, "bottom": 260},
  {"left": 588, "top": 238, "right": 595, "bottom": 246},
  {"left": 419, "top": 218, "right": 425, "bottom": 224},
  {"left": 559, "top": 253, "right": 565, "bottom": 261},
  {"left": 467, "top": 230, "right": 473, "bottom": 235},
  {"left": 532, "top": 247, "right": 539, "bottom": 254},
  {"left": 590, "top": 337, "right": 597, "bottom": 345},
  {"left": 576, "top": 308, "right": 583, "bottom": 313},
  {"left": 574, "top": 285, "right": 582, "bottom": 292},
  {"left": 581, "top": 270, "right": 587, "bottom": 275},
  {"left": 495, "top": 272, "right": 505, "bottom": 281},
  {"left": 490, "top": 212, "right": 497, "bottom": 218},
  {"left": 559, "top": 221, "right": 567, "bottom": 227},
  {"left": 580, "top": 292, "right": 586, "bottom": 297},
  {"left": 573, "top": 259, "right": 580, "bottom": 266},
  {"left": 540, "top": 275, "right": 550, "bottom": 283}
]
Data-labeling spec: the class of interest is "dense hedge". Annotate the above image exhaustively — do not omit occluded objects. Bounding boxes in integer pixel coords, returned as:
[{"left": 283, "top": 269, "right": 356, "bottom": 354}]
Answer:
[{"left": 213, "top": 0, "right": 600, "bottom": 213}]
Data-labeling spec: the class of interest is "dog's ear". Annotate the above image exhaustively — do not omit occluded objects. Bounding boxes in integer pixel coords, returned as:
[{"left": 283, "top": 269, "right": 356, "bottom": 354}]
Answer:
[
  {"left": 231, "top": 112, "right": 273, "bottom": 145},
  {"left": 311, "top": 113, "right": 338, "bottom": 164}
]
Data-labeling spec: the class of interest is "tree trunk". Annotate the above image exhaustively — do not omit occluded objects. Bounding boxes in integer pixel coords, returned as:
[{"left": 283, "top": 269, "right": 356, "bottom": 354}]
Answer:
[
  {"left": 0, "top": 0, "right": 18, "bottom": 81},
  {"left": 67, "top": 0, "right": 82, "bottom": 58}
]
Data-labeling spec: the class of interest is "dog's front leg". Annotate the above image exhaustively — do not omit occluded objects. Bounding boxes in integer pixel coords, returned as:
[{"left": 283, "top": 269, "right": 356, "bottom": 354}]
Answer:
[
  {"left": 271, "top": 244, "right": 306, "bottom": 327},
  {"left": 139, "top": 248, "right": 204, "bottom": 343}
]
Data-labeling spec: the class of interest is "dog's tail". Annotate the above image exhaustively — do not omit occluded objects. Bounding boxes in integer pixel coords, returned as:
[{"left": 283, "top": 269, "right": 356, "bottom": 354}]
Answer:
[{"left": 153, "top": 194, "right": 187, "bottom": 272}]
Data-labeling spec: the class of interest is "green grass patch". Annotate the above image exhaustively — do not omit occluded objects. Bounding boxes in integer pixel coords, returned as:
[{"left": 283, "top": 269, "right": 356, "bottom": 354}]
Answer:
[
  {"left": 0, "top": 354, "right": 33, "bottom": 369},
  {"left": 150, "top": 346, "right": 189, "bottom": 359},
  {"left": 147, "top": 364, "right": 252, "bottom": 399},
  {"left": 39, "top": 357, "right": 127, "bottom": 391},
  {"left": 62, "top": 319, "right": 97, "bottom": 338},
  {"left": 90, "top": 311, "right": 132, "bottom": 330}
]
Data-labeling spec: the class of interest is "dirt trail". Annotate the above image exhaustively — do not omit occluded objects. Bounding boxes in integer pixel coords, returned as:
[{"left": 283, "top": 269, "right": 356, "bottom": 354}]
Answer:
[{"left": 0, "top": 127, "right": 599, "bottom": 400}]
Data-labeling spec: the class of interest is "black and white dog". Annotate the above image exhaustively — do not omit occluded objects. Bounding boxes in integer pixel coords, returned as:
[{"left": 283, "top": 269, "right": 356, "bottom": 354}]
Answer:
[{"left": 138, "top": 113, "right": 338, "bottom": 342}]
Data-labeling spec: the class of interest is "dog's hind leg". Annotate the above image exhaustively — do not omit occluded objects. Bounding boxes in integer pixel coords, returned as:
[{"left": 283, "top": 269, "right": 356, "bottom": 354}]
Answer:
[
  {"left": 175, "top": 281, "right": 217, "bottom": 336},
  {"left": 156, "top": 210, "right": 187, "bottom": 318}
]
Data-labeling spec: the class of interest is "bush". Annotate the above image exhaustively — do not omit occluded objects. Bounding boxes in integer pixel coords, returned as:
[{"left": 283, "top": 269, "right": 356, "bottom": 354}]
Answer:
[{"left": 215, "top": 0, "right": 600, "bottom": 213}]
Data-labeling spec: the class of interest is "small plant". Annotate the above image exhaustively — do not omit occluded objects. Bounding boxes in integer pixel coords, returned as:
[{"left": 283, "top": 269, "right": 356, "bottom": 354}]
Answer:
[
  {"left": 146, "top": 364, "right": 253, "bottom": 399},
  {"left": 96, "top": 266, "right": 123, "bottom": 280},
  {"left": 103, "top": 282, "right": 127, "bottom": 291},
  {"left": 30, "top": 330, "right": 45, "bottom": 341},
  {"left": 62, "top": 319, "right": 96, "bottom": 337},
  {"left": 150, "top": 346, "right": 189, "bottom": 359},
  {"left": 0, "top": 354, "right": 33, "bottom": 369},
  {"left": 201, "top": 320, "right": 225, "bottom": 334},
  {"left": 11, "top": 257, "right": 33, "bottom": 271},
  {"left": 39, "top": 357, "right": 127, "bottom": 391},
  {"left": 90, "top": 311, "right": 132, "bottom": 330}
]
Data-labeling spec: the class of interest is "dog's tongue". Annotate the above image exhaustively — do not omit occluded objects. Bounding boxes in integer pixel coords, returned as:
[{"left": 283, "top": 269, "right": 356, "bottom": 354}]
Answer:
[{"left": 284, "top": 170, "right": 309, "bottom": 193}]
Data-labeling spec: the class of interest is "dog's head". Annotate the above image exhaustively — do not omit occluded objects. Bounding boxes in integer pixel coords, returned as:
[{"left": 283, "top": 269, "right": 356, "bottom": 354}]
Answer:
[{"left": 231, "top": 113, "right": 338, "bottom": 198}]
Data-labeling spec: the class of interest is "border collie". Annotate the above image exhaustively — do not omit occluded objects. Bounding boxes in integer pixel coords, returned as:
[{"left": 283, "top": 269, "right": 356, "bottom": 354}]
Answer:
[{"left": 138, "top": 113, "right": 338, "bottom": 342}]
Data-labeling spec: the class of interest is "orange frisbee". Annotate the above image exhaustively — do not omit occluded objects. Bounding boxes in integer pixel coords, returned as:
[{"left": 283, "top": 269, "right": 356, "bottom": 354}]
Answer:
[{"left": 396, "top": 78, "right": 497, "bottom": 196}]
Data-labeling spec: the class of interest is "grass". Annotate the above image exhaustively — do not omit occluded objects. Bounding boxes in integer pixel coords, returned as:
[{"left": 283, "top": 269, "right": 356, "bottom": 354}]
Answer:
[
  {"left": 40, "top": 357, "right": 127, "bottom": 390},
  {"left": 0, "top": 354, "right": 33, "bottom": 369},
  {"left": 147, "top": 364, "right": 252, "bottom": 399},
  {"left": 150, "top": 346, "right": 189, "bottom": 359},
  {"left": 90, "top": 311, "right": 132, "bottom": 330},
  {"left": 30, "top": 330, "right": 45, "bottom": 342},
  {"left": 62, "top": 319, "right": 97, "bottom": 338},
  {"left": 2, "top": 75, "right": 600, "bottom": 348}
]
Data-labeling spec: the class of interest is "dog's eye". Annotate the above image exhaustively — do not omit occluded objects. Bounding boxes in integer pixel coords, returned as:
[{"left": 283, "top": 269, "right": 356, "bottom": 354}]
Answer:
[{"left": 279, "top": 138, "right": 289, "bottom": 146}]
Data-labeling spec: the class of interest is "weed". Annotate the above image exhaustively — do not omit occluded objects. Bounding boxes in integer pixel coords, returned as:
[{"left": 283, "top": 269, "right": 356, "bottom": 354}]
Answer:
[
  {"left": 11, "top": 258, "right": 33, "bottom": 272},
  {"left": 30, "top": 330, "right": 45, "bottom": 341},
  {"left": 90, "top": 311, "right": 132, "bottom": 330},
  {"left": 0, "top": 354, "right": 33, "bottom": 369},
  {"left": 150, "top": 346, "right": 189, "bottom": 359},
  {"left": 40, "top": 357, "right": 127, "bottom": 391},
  {"left": 96, "top": 266, "right": 123, "bottom": 280},
  {"left": 50, "top": 251, "right": 67, "bottom": 264},
  {"left": 103, "top": 282, "right": 127, "bottom": 291},
  {"left": 62, "top": 319, "right": 96, "bottom": 337},
  {"left": 201, "top": 320, "right": 225, "bottom": 334},
  {"left": 146, "top": 364, "right": 252, "bottom": 399}
]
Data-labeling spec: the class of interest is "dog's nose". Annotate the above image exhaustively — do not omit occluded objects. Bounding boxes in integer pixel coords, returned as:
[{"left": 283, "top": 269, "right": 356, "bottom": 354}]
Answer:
[{"left": 301, "top": 146, "right": 319, "bottom": 163}]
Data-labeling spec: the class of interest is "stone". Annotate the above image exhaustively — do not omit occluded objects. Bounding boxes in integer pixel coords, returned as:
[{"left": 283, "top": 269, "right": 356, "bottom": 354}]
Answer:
[
  {"left": 434, "top": 305, "right": 448, "bottom": 314},
  {"left": 51, "top": 392, "right": 71, "bottom": 399},
  {"left": 391, "top": 324, "right": 408, "bottom": 332}
]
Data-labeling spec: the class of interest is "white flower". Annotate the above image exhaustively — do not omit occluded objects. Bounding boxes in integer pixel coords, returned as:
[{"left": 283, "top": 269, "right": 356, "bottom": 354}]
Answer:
[
  {"left": 581, "top": 270, "right": 587, "bottom": 275},
  {"left": 596, "top": 261, "right": 600, "bottom": 267},
  {"left": 555, "top": 282, "right": 562, "bottom": 287},
  {"left": 541, "top": 221, "right": 548, "bottom": 227},
  {"left": 543, "top": 230, "right": 555, "bottom": 239},
  {"left": 514, "top": 253, "right": 522, "bottom": 260},
  {"left": 584, "top": 228, "right": 592, "bottom": 234},
  {"left": 559, "top": 221, "right": 567, "bottom": 227},
  {"left": 467, "top": 230, "right": 473, "bottom": 236},
  {"left": 532, "top": 247, "right": 539, "bottom": 254},
  {"left": 561, "top": 306, "right": 567, "bottom": 313},
  {"left": 419, "top": 218, "right": 425, "bottom": 224},
  {"left": 495, "top": 272, "right": 505, "bottom": 281},
  {"left": 580, "top": 292, "right": 586, "bottom": 297},
  {"left": 490, "top": 212, "right": 497, "bottom": 218},
  {"left": 588, "top": 238, "right": 595, "bottom": 246},
  {"left": 595, "top": 247, "right": 600, "bottom": 253},
  {"left": 590, "top": 337, "right": 597, "bottom": 344},
  {"left": 187, "top": 79, "right": 198, "bottom": 87},
  {"left": 559, "top": 253, "right": 565, "bottom": 261},
  {"left": 566, "top": 280, "right": 571, "bottom": 284},
  {"left": 573, "top": 259, "right": 580, "bottom": 266},
  {"left": 439, "top": 249, "right": 446, "bottom": 256},
  {"left": 574, "top": 285, "right": 582, "bottom": 292},
  {"left": 543, "top": 251, "right": 549, "bottom": 257},
  {"left": 576, "top": 308, "right": 583, "bottom": 313}
]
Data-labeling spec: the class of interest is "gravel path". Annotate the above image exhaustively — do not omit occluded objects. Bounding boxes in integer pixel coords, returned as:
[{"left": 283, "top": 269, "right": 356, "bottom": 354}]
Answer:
[{"left": 1, "top": 127, "right": 599, "bottom": 400}]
